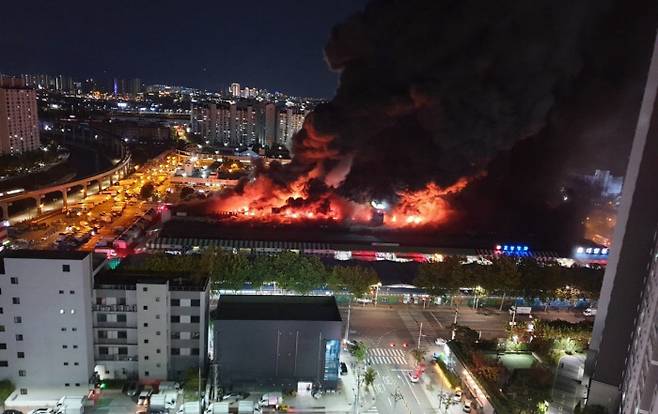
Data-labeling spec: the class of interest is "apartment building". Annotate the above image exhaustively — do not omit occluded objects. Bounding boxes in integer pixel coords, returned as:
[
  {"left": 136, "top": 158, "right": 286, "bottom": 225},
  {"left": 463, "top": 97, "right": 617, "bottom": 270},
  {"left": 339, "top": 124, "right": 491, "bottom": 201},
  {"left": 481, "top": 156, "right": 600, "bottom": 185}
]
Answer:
[
  {"left": 585, "top": 34, "right": 658, "bottom": 413},
  {"left": 0, "top": 251, "right": 105, "bottom": 394},
  {"left": 0, "top": 78, "right": 40, "bottom": 155},
  {"left": 92, "top": 271, "right": 209, "bottom": 382}
]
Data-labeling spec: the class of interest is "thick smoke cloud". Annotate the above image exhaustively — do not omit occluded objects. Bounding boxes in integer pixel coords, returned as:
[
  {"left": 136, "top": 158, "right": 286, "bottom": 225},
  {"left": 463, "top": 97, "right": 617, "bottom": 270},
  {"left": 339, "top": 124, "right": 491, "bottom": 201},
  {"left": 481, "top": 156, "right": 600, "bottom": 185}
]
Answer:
[{"left": 292, "top": 0, "right": 607, "bottom": 201}]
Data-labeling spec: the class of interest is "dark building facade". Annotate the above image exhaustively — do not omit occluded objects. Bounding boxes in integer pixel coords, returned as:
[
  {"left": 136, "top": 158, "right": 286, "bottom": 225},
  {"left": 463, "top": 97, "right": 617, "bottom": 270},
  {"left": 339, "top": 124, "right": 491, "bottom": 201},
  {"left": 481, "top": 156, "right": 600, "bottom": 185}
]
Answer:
[{"left": 212, "top": 295, "right": 342, "bottom": 392}]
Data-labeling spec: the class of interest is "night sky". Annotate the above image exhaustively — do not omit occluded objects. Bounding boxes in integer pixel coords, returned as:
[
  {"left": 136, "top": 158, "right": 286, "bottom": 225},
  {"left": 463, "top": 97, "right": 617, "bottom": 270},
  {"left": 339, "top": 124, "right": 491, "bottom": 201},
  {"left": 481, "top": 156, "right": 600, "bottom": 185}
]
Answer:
[{"left": 0, "top": 0, "right": 369, "bottom": 98}]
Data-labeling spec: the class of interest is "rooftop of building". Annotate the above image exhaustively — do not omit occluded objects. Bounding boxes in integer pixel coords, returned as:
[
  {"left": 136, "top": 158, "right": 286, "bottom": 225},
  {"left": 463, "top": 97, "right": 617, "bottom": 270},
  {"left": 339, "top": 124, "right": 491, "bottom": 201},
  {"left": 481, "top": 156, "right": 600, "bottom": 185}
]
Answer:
[
  {"left": 212, "top": 295, "right": 342, "bottom": 322},
  {"left": 94, "top": 269, "right": 209, "bottom": 291},
  {"left": 2, "top": 249, "right": 91, "bottom": 260}
]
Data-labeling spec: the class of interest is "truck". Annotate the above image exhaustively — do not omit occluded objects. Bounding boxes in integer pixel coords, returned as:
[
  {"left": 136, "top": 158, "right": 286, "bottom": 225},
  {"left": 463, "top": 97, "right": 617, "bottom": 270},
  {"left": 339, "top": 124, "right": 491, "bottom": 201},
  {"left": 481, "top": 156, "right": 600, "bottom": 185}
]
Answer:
[
  {"left": 237, "top": 401, "right": 254, "bottom": 414},
  {"left": 259, "top": 392, "right": 282, "bottom": 409},
  {"left": 177, "top": 402, "right": 202, "bottom": 414},
  {"left": 204, "top": 402, "right": 229, "bottom": 414},
  {"left": 149, "top": 394, "right": 166, "bottom": 411},
  {"left": 54, "top": 396, "right": 85, "bottom": 414},
  {"left": 509, "top": 306, "right": 532, "bottom": 315}
]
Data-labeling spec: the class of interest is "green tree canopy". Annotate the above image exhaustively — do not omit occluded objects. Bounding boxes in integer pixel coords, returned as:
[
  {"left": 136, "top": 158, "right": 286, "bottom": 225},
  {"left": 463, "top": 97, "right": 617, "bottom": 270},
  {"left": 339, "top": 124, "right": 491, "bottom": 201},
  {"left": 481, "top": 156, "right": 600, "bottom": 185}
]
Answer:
[{"left": 328, "top": 265, "right": 379, "bottom": 297}]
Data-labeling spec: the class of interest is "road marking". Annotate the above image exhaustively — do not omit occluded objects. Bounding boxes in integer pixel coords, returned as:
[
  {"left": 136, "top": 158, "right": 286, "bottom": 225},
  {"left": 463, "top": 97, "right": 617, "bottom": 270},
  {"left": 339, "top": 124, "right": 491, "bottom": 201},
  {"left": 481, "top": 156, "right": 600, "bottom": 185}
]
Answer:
[{"left": 428, "top": 311, "right": 444, "bottom": 328}]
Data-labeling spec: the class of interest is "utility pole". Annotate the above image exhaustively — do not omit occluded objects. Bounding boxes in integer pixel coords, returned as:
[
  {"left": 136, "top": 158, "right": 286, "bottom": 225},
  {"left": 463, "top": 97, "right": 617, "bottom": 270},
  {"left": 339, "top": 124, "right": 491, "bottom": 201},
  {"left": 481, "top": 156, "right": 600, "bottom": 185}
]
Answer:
[
  {"left": 417, "top": 322, "right": 423, "bottom": 350},
  {"left": 198, "top": 366, "right": 202, "bottom": 414},
  {"left": 344, "top": 302, "right": 352, "bottom": 343}
]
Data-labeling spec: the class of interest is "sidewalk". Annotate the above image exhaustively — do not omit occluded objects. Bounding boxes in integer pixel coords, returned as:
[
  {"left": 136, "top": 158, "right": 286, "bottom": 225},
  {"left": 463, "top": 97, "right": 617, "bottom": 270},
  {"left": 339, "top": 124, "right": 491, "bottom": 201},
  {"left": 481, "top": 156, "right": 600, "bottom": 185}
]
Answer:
[{"left": 283, "top": 350, "right": 376, "bottom": 413}]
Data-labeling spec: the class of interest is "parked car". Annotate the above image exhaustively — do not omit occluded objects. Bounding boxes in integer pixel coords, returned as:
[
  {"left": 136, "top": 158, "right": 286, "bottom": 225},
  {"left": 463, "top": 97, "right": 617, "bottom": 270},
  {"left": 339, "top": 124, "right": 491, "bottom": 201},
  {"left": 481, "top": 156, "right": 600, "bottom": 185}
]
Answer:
[
  {"left": 435, "top": 338, "right": 447, "bottom": 346},
  {"left": 463, "top": 399, "right": 472, "bottom": 413},
  {"left": 340, "top": 362, "right": 348, "bottom": 375},
  {"left": 125, "top": 382, "right": 140, "bottom": 396},
  {"left": 27, "top": 409, "right": 53, "bottom": 414},
  {"left": 583, "top": 308, "right": 598, "bottom": 317},
  {"left": 452, "top": 389, "right": 463, "bottom": 402}
]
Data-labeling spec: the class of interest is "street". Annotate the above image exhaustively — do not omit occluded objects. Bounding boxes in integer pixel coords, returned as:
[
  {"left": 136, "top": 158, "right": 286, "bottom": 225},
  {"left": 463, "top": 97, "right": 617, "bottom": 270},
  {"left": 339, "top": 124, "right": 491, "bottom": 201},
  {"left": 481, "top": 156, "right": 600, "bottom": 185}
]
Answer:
[{"left": 340, "top": 303, "right": 589, "bottom": 414}]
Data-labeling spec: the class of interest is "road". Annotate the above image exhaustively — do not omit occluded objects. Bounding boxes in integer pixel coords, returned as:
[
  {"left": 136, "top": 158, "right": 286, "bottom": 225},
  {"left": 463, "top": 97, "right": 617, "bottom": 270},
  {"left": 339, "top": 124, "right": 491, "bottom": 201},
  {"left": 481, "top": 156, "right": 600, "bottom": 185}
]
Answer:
[
  {"left": 342, "top": 305, "right": 468, "bottom": 414},
  {"left": 9, "top": 153, "right": 178, "bottom": 251},
  {"left": 340, "top": 303, "right": 589, "bottom": 414}
]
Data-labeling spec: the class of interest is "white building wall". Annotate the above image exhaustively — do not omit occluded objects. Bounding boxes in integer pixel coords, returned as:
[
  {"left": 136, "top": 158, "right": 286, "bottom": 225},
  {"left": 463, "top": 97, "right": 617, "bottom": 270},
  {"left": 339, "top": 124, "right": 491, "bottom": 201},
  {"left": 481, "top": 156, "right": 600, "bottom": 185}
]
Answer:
[
  {"left": 136, "top": 283, "right": 170, "bottom": 380},
  {"left": 0, "top": 255, "right": 95, "bottom": 393}
]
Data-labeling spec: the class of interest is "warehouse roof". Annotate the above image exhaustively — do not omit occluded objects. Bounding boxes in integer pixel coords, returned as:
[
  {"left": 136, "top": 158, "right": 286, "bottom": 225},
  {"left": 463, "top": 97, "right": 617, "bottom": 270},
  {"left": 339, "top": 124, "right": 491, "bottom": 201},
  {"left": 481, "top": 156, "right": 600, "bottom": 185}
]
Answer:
[{"left": 213, "top": 295, "right": 342, "bottom": 322}]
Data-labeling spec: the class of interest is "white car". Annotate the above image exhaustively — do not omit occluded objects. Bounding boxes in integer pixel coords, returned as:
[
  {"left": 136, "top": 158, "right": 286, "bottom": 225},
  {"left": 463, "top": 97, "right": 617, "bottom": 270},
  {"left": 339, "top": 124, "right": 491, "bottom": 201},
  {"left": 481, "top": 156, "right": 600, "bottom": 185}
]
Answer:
[
  {"left": 453, "top": 389, "right": 463, "bottom": 402},
  {"left": 435, "top": 338, "right": 447, "bottom": 346},
  {"left": 463, "top": 399, "right": 472, "bottom": 412},
  {"left": 407, "top": 371, "right": 420, "bottom": 383},
  {"left": 583, "top": 308, "right": 597, "bottom": 316},
  {"left": 28, "top": 409, "right": 53, "bottom": 414},
  {"left": 356, "top": 298, "right": 372, "bottom": 304}
]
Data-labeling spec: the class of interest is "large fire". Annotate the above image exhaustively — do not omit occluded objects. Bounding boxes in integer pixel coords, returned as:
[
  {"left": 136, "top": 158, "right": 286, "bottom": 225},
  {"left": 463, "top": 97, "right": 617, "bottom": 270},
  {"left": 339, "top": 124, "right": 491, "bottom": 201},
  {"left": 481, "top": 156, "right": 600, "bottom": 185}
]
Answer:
[{"left": 204, "top": 165, "right": 469, "bottom": 228}]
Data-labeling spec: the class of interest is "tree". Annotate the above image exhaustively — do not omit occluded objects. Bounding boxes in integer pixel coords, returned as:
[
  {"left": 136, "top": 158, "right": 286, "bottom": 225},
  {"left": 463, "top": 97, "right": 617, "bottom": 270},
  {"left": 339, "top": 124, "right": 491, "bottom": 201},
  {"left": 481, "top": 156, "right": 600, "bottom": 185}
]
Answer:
[
  {"left": 364, "top": 367, "right": 377, "bottom": 391},
  {"left": 410, "top": 348, "right": 426, "bottom": 366},
  {"left": 486, "top": 256, "right": 520, "bottom": 311},
  {"left": 209, "top": 250, "right": 252, "bottom": 290},
  {"left": 350, "top": 341, "right": 368, "bottom": 364},
  {"left": 270, "top": 252, "right": 326, "bottom": 294},
  {"left": 414, "top": 256, "right": 464, "bottom": 296},
  {"left": 329, "top": 265, "right": 379, "bottom": 297},
  {"left": 505, "top": 367, "right": 552, "bottom": 414},
  {"left": 140, "top": 182, "right": 155, "bottom": 200}
]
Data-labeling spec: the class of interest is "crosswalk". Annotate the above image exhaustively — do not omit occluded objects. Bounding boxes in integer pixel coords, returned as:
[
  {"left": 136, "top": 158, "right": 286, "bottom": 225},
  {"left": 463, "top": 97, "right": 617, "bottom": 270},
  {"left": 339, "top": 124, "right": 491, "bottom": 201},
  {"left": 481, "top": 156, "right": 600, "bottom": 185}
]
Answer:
[
  {"left": 363, "top": 406, "right": 379, "bottom": 413},
  {"left": 367, "top": 348, "right": 408, "bottom": 365}
]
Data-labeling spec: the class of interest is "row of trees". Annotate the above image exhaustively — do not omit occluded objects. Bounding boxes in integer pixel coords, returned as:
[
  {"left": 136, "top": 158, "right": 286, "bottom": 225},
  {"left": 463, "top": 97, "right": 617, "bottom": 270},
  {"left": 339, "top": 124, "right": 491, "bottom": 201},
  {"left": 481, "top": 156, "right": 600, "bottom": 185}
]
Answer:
[
  {"left": 414, "top": 256, "right": 604, "bottom": 304},
  {"left": 123, "top": 249, "right": 379, "bottom": 297}
]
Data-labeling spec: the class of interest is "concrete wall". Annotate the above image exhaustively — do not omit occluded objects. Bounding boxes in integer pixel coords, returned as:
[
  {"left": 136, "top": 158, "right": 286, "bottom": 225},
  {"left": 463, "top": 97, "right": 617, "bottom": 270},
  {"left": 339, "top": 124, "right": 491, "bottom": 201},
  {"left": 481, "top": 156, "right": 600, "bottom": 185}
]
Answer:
[
  {"left": 136, "top": 283, "right": 169, "bottom": 381},
  {"left": 0, "top": 256, "right": 94, "bottom": 393}
]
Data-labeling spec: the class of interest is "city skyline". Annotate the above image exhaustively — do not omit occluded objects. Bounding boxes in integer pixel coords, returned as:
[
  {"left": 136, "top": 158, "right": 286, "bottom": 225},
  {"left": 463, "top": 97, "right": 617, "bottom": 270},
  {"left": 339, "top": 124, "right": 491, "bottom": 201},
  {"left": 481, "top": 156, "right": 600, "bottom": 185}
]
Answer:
[{"left": 0, "top": 0, "right": 369, "bottom": 99}]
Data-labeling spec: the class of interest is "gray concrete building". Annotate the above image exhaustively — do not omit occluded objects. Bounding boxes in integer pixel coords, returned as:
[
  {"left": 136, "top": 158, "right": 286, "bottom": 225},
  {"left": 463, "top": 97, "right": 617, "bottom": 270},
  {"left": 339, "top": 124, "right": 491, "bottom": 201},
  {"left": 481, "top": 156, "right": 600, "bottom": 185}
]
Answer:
[
  {"left": 92, "top": 271, "right": 209, "bottom": 382},
  {"left": 0, "top": 250, "right": 105, "bottom": 394},
  {"left": 212, "top": 295, "right": 342, "bottom": 393},
  {"left": 585, "top": 33, "right": 658, "bottom": 413}
]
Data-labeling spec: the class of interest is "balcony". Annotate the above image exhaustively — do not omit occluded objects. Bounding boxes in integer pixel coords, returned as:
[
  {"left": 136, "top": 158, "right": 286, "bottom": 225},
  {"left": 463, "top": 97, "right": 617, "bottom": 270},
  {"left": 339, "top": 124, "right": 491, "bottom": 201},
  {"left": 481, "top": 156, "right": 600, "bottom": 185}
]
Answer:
[
  {"left": 94, "top": 354, "right": 138, "bottom": 362},
  {"left": 95, "top": 337, "right": 137, "bottom": 345},
  {"left": 92, "top": 304, "right": 137, "bottom": 312},
  {"left": 93, "top": 322, "right": 137, "bottom": 329}
]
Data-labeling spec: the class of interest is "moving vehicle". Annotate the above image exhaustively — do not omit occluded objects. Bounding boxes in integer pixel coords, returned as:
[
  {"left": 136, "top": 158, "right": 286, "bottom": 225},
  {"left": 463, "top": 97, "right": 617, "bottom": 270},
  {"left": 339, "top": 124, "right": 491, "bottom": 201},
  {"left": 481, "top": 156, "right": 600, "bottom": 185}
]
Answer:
[
  {"left": 435, "top": 338, "right": 447, "bottom": 346},
  {"left": 583, "top": 308, "right": 597, "bottom": 316},
  {"left": 407, "top": 371, "right": 420, "bottom": 383},
  {"left": 509, "top": 306, "right": 532, "bottom": 315},
  {"left": 356, "top": 298, "right": 372, "bottom": 304}
]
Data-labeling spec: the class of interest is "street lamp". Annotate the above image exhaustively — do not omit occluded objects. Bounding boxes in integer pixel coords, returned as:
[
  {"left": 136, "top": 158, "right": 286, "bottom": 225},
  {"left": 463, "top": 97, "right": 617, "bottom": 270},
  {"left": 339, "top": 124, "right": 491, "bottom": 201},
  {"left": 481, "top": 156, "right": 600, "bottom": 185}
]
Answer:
[{"left": 373, "top": 282, "right": 382, "bottom": 306}]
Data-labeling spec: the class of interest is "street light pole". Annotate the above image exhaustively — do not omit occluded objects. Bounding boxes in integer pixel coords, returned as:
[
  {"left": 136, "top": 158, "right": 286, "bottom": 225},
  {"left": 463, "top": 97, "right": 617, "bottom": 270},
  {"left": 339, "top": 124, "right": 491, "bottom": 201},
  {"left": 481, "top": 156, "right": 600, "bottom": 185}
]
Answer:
[
  {"left": 417, "top": 322, "right": 423, "bottom": 350},
  {"left": 344, "top": 302, "right": 352, "bottom": 343}
]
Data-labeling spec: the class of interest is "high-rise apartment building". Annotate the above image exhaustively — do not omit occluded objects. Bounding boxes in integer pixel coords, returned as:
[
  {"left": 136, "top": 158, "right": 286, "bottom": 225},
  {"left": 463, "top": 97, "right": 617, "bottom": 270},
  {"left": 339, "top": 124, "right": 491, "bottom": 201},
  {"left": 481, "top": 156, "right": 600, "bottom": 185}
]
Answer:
[
  {"left": 230, "top": 103, "right": 256, "bottom": 146},
  {"left": 585, "top": 34, "right": 658, "bottom": 413},
  {"left": 191, "top": 102, "right": 231, "bottom": 144},
  {"left": 93, "top": 271, "right": 209, "bottom": 381},
  {"left": 0, "top": 251, "right": 105, "bottom": 394},
  {"left": 230, "top": 83, "right": 241, "bottom": 98},
  {"left": 0, "top": 78, "right": 41, "bottom": 155},
  {"left": 130, "top": 78, "right": 142, "bottom": 98},
  {"left": 256, "top": 102, "right": 276, "bottom": 147},
  {"left": 277, "top": 108, "right": 305, "bottom": 151}
]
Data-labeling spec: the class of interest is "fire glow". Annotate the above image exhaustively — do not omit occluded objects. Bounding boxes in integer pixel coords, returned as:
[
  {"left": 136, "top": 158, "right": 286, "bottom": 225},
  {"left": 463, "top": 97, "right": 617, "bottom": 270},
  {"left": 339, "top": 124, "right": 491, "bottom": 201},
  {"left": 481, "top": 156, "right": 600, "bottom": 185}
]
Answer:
[{"left": 204, "top": 172, "right": 468, "bottom": 228}]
